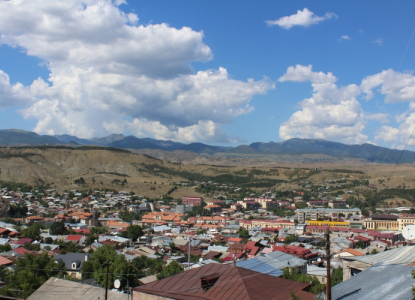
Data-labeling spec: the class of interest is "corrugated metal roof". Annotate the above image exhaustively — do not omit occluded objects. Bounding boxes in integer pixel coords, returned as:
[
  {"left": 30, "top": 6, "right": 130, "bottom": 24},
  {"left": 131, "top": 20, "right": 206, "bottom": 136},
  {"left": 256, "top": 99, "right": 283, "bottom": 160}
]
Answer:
[
  {"left": 28, "top": 277, "right": 126, "bottom": 300},
  {"left": 342, "top": 245, "right": 415, "bottom": 265},
  {"left": 236, "top": 251, "right": 306, "bottom": 277},
  {"left": 134, "top": 263, "right": 315, "bottom": 300},
  {"left": 331, "top": 263, "right": 415, "bottom": 300}
]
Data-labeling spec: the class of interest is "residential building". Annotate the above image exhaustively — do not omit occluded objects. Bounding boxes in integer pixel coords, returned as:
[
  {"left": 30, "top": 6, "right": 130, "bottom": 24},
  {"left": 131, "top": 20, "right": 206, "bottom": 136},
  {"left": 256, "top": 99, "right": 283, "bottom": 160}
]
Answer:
[
  {"left": 28, "top": 277, "right": 125, "bottom": 300},
  {"left": 175, "top": 204, "right": 193, "bottom": 214},
  {"left": 296, "top": 208, "right": 361, "bottom": 223},
  {"left": 182, "top": 196, "right": 204, "bottom": 207},
  {"left": 341, "top": 246, "right": 415, "bottom": 281},
  {"left": 237, "top": 250, "right": 307, "bottom": 276},
  {"left": 398, "top": 214, "right": 415, "bottom": 230},
  {"left": 239, "top": 219, "right": 295, "bottom": 229},
  {"left": 307, "top": 221, "right": 350, "bottom": 228},
  {"left": 132, "top": 264, "right": 316, "bottom": 300},
  {"left": 363, "top": 214, "right": 399, "bottom": 230},
  {"left": 140, "top": 212, "right": 185, "bottom": 227},
  {"left": 205, "top": 204, "right": 222, "bottom": 213},
  {"left": 55, "top": 253, "right": 89, "bottom": 279},
  {"left": 24, "top": 216, "right": 44, "bottom": 224},
  {"left": 243, "top": 197, "right": 276, "bottom": 209},
  {"left": 329, "top": 263, "right": 415, "bottom": 300}
]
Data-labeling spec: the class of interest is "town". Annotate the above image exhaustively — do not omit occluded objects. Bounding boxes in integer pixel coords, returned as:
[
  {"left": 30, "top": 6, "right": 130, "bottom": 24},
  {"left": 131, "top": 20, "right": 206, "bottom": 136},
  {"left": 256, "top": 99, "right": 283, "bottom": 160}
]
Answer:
[{"left": 0, "top": 172, "right": 414, "bottom": 300}]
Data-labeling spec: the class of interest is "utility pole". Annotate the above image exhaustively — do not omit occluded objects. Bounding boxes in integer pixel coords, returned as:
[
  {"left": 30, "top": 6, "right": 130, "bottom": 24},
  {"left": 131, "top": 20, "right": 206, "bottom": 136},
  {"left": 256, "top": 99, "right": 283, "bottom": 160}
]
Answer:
[
  {"left": 188, "top": 238, "right": 191, "bottom": 270},
  {"left": 105, "top": 262, "right": 110, "bottom": 300},
  {"left": 325, "top": 227, "right": 331, "bottom": 300}
]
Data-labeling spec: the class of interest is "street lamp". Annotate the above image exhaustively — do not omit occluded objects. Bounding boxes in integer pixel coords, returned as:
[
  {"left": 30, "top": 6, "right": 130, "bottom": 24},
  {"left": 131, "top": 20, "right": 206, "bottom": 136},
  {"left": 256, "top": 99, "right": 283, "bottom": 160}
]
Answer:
[{"left": 116, "top": 275, "right": 130, "bottom": 300}]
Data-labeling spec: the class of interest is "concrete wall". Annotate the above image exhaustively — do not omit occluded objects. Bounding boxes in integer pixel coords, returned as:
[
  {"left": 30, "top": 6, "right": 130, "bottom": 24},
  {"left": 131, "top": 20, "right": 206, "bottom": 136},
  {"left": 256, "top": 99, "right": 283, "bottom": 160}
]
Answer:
[{"left": 132, "top": 290, "right": 174, "bottom": 300}]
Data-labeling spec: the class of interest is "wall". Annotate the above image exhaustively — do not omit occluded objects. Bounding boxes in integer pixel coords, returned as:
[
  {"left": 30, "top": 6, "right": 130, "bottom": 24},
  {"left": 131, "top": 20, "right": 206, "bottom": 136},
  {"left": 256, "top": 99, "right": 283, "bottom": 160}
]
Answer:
[{"left": 132, "top": 290, "right": 174, "bottom": 300}]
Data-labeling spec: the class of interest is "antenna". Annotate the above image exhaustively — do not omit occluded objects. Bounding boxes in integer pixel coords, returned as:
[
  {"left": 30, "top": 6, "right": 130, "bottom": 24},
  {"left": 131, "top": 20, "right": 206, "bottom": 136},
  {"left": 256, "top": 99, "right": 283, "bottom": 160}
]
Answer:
[{"left": 402, "top": 225, "right": 415, "bottom": 241}]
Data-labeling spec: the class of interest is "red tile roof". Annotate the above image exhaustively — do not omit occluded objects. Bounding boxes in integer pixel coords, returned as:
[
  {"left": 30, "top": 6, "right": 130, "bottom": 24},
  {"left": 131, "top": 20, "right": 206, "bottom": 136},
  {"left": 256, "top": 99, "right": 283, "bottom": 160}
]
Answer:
[
  {"left": 14, "top": 247, "right": 31, "bottom": 255},
  {"left": 0, "top": 255, "right": 13, "bottom": 266},
  {"left": 73, "top": 229, "right": 90, "bottom": 235},
  {"left": 66, "top": 235, "right": 83, "bottom": 241},
  {"left": 228, "top": 237, "right": 243, "bottom": 242}
]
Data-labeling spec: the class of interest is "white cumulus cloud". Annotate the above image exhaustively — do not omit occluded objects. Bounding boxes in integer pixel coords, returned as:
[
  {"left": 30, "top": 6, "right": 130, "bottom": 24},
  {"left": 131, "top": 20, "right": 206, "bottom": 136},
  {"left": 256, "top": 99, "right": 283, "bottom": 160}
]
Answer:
[
  {"left": 0, "top": 0, "right": 274, "bottom": 142},
  {"left": 373, "top": 38, "right": 384, "bottom": 46},
  {"left": 361, "top": 69, "right": 415, "bottom": 103},
  {"left": 0, "top": 71, "right": 35, "bottom": 107},
  {"left": 365, "top": 113, "right": 390, "bottom": 123},
  {"left": 278, "top": 65, "right": 367, "bottom": 144},
  {"left": 266, "top": 8, "right": 337, "bottom": 29},
  {"left": 339, "top": 35, "right": 351, "bottom": 41}
]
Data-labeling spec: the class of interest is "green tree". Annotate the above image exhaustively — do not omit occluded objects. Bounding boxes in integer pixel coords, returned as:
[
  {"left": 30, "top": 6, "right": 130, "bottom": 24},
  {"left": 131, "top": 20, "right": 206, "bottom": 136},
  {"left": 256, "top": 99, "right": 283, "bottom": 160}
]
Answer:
[
  {"left": 1, "top": 217, "right": 16, "bottom": 225},
  {"left": 21, "top": 223, "right": 43, "bottom": 240},
  {"left": 370, "top": 248, "right": 379, "bottom": 255},
  {"left": 90, "top": 226, "right": 107, "bottom": 235},
  {"left": 23, "top": 242, "right": 40, "bottom": 251},
  {"left": 281, "top": 267, "right": 323, "bottom": 294},
  {"left": 119, "top": 225, "right": 143, "bottom": 241},
  {"left": 44, "top": 237, "right": 53, "bottom": 244},
  {"left": 0, "top": 252, "right": 66, "bottom": 299},
  {"left": 239, "top": 229, "right": 250, "bottom": 239},
  {"left": 355, "top": 240, "right": 365, "bottom": 249},
  {"left": 80, "top": 244, "right": 138, "bottom": 289},
  {"left": 0, "top": 244, "right": 11, "bottom": 253},
  {"left": 131, "top": 256, "right": 163, "bottom": 276},
  {"left": 49, "top": 221, "right": 67, "bottom": 235},
  {"left": 157, "top": 260, "right": 184, "bottom": 280},
  {"left": 331, "top": 267, "right": 343, "bottom": 286},
  {"left": 284, "top": 234, "right": 298, "bottom": 245}
]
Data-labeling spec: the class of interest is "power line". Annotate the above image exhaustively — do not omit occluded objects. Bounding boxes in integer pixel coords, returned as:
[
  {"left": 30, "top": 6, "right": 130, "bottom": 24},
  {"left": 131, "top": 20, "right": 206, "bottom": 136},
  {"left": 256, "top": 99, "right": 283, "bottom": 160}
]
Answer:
[
  {"left": 398, "top": 28, "right": 415, "bottom": 71},
  {"left": 381, "top": 27, "right": 415, "bottom": 169},
  {"left": 388, "top": 125, "right": 415, "bottom": 180}
]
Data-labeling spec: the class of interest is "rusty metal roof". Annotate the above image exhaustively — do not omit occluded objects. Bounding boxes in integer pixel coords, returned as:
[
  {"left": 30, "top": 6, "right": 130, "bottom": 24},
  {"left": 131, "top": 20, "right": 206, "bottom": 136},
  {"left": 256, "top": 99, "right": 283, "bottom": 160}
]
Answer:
[{"left": 133, "top": 264, "right": 315, "bottom": 300}]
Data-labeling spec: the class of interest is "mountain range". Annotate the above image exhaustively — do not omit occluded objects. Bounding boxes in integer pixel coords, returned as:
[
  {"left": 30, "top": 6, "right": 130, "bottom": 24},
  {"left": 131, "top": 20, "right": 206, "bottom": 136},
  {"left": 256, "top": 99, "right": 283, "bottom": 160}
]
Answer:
[{"left": 0, "top": 129, "right": 414, "bottom": 164}]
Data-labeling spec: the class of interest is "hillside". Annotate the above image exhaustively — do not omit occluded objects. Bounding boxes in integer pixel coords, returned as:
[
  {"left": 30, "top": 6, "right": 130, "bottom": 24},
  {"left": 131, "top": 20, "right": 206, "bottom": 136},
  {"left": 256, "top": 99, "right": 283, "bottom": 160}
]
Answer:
[
  {"left": 250, "top": 139, "right": 415, "bottom": 164},
  {"left": 1, "top": 129, "right": 415, "bottom": 164},
  {"left": 0, "top": 147, "right": 290, "bottom": 198}
]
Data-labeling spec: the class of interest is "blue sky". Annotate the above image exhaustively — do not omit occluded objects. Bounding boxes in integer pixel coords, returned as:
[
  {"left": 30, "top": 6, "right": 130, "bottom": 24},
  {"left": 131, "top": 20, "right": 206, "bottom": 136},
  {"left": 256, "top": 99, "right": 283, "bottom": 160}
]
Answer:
[{"left": 1, "top": 1, "right": 415, "bottom": 149}]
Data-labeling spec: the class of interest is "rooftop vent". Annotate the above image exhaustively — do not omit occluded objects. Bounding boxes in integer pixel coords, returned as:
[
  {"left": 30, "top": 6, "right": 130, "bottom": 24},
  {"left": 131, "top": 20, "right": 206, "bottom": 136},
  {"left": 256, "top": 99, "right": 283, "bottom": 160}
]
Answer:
[{"left": 201, "top": 273, "right": 220, "bottom": 291}]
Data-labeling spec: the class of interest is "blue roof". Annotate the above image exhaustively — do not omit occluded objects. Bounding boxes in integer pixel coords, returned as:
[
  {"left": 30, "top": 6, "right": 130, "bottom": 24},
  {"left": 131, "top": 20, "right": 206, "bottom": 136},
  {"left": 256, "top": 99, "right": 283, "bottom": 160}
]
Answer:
[
  {"left": 236, "top": 251, "right": 306, "bottom": 277},
  {"left": 330, "top": 263, "right": 415, "bottom": 300}
]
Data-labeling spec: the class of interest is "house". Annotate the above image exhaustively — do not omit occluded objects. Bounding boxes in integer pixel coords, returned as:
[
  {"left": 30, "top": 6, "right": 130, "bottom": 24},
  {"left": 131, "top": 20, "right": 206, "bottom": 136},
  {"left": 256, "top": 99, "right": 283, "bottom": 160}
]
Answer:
[
  {"left": 66, "top": 235, "right": 85, "bottom": 244},
  {"left": 236, "top": 250, "right": 307, "bottom": 276},
  {"left": 329, "top": 263, "right": 415, "bottom": 300},
  {"left": 0, "top": 256, "right": 13, "bottom": 266},
  {"left": 105, "top": 220, "right": 130, "bottom": 230},
  {"left": 341, "top": 245, "right": 415, "bottom": 281},
  {"left": 28, "top": 277, "right": 125, "bottom": 300},
  {"left": 24, "top": 216, "right": 44, "bottom": 224},
  {"left": 55, "top": 253, "right": 89, "bottom": 279},
  {"left": 227, "top": 237, "right": 243, "bottom": 246},
  {"left": 182, "top": 196, "right": 204, "bottom": 207},
  {"left": 132, "top": 264, "right": 316, "bottom": 300},
  {"left": 338, "top": 248, "right": 365, "bottom": 258},
  {"left": 307, "top": 265, "right": 329, "bottom": 284}
]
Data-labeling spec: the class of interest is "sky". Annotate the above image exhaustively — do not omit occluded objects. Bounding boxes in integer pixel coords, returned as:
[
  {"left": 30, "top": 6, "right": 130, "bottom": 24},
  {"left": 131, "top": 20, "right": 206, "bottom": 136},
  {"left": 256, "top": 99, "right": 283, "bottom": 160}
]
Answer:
[{"left": 1, "top": 1, "right": 415, "bottom": 149}]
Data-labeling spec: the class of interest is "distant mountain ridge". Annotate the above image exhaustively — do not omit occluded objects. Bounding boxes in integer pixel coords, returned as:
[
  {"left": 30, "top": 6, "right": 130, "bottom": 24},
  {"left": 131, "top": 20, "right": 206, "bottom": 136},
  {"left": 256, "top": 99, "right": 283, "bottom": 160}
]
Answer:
[{"left": 0, "top": 129, "right": 414, "bottom": 164}]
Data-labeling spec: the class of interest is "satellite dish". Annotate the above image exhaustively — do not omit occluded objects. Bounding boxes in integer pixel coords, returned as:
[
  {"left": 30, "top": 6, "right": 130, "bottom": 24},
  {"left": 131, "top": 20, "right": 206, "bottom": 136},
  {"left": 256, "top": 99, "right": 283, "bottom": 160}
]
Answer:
[
  {"left": 199, "top": 258, "right": 203, "bottom": 262},
  {"left": 114, "top": 279, "right": 121, "bottom": 289},
  {"left": 402, "top": 225, "right": 415, "bottom": 240}
]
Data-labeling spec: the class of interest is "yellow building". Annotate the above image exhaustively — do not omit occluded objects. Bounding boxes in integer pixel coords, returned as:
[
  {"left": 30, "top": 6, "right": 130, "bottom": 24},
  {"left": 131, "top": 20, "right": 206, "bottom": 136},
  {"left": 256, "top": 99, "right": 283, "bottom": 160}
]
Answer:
[
  {"left": 398, "top": 214, "right": 415, "bottom": 231},
  {"left": 307, "top": 221, "right": 350, "bottom": 228},
  {"left": 363, "top": 214, "right": 399, "bottom": 230}
]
